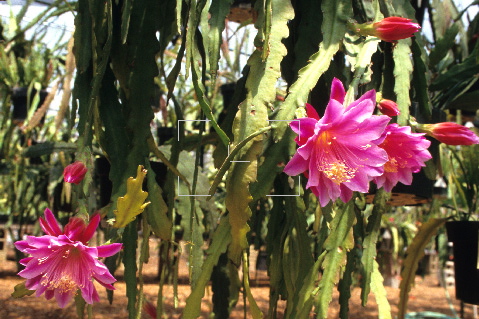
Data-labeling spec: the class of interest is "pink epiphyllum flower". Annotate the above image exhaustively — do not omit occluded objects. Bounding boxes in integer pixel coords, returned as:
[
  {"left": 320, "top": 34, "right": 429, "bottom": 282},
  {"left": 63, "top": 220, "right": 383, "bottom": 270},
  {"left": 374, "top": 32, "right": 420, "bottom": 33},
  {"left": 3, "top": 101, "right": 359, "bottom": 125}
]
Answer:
[
  {"left": 373, "top": 124, "right": 432, "bottom": 192},
  {"left": 14, "top": 208, "right": 122, "bottom": 308},
  {"left": 377, "top": 98, "right": 400, "bottom": 117},
  {"left": 283, "top": 78, "right": 391, "bottom": 206},
  {"left": 419, "top": 122, "right": 479, "bottom": 146},
  {"left": 355, "top": 17, "right": 421, "bottom": 42},
  {"left": 63, "top": 161, "right": 88, "bottom": 184}
]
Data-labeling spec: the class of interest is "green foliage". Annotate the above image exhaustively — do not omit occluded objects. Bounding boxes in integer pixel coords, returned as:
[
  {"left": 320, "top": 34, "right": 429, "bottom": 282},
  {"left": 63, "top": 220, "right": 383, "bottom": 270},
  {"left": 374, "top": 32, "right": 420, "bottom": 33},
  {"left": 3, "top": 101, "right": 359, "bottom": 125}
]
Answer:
[
  {"left": 316, "top": 202, "right": 356, "bottom": 319},
  {"left": 225, "top": 0, "right": 293, "bottom": 264},
  {"left": 370, "top": 260, "right": 392, "bottom": 319},
  {"left": 398, "top": 218, "right": 447, "bottom": 319},
  {"left": 144, "top": 161, "right": 172, "bottom": 240},
  {"left": 361, "top": 189, "right": 390, "bottom": 305},
  {"left": 393, "top": 40, "right": 414, "bottom": 126},
  {"left": 183, "top": 216, "right": 232, "bottom": 319},
  {"left": 273, "top": 0, "right": 351, "bottom": 139}
]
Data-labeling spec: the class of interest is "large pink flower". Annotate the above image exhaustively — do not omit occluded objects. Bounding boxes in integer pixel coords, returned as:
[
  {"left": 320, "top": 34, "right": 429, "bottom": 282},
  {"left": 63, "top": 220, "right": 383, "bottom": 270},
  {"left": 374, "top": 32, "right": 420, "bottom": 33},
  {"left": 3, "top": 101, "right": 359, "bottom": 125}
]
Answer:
[
  {"left": 15, "top": 208, "right": 122, "bottom": 308},
  {"left": 373, "top": 124, "right": 432, "bottom": 192},
  {"left": 283, "top": 78, "right": 391, "bottom": 206}
]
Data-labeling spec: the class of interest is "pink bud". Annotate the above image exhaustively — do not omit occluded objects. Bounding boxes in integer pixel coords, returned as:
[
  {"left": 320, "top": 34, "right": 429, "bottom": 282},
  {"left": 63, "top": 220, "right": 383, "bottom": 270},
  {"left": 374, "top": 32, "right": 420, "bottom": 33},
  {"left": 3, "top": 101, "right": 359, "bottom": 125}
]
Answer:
[
  {"left": 64, "top": 161, "right": 88, "bottom": 184},
  {"left": 420, "top": 122, "right": 479, "bottom": 145},
  {"left": 377, "top": 99, "right": 400, "bottom": 117},
  {"left": 372, "top": 17, "right": 420, "bottom": 42},
  {"left": 354, "top": 17, "right": 421, "bottom": 43}
]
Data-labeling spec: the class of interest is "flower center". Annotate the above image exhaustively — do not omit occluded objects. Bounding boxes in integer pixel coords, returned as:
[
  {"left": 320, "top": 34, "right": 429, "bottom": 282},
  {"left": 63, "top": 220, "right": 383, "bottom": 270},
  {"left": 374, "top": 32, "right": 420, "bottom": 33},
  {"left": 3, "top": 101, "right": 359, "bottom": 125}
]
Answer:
[
  {"left": 42, "top": 273, "right": 78, "bottom": 293},
  {"left": 384, "top": 157, "right": 399, "bottom": 173},
  {"left": 315, "top": 131, "right": 357, "bottom": 184},
  {"left": 321, "top": 162, "right": 356, "bottom": 184},
  {"left": 40, "top": 245, "right": 86, "bottom": 293}
]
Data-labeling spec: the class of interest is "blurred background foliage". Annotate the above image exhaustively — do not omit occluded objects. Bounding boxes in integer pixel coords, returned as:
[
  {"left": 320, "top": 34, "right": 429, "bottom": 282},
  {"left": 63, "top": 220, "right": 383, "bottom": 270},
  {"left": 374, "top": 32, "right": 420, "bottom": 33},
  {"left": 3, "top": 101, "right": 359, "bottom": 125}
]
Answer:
[{"left": 1, "top": 0, "right": 479, "bottom": 318}]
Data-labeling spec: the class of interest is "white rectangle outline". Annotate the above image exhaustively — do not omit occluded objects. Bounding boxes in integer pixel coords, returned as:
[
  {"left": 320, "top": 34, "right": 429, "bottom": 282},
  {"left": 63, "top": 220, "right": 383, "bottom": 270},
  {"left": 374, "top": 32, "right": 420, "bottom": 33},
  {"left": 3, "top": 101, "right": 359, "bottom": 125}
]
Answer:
[
  {"left": 266, "top": 119, "right": 301, "bottom": 196},
  {"left": 176, "top": 119, "right": 211, "bottom": 197},
  {"left": 176, "top": 119, "right": 302, "bottom": 197}
]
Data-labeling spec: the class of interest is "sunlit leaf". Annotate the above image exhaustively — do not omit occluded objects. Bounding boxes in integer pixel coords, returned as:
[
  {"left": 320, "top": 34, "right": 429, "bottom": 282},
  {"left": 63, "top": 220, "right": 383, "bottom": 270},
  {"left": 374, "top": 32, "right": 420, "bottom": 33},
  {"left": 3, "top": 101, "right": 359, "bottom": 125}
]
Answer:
[
  {"left": 398, "top": 218, "right": 446, "bottom": 319},
  {"left": 113, "top": 165, "right": 150, "bottom": 228}
]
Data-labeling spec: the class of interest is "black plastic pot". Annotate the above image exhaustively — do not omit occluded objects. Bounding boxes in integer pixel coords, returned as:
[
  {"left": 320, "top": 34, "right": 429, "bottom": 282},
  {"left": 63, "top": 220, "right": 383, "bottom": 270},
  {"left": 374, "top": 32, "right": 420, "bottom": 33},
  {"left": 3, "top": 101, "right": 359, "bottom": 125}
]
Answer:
[
  {"left": 446, "top": 221, "right": 479, "bottom": 305},
  {"left": 388, "top": 168, "right": 434, "bottom": 206},
  {"left": 11, "top": 87, "right": 48, "bottom": 122},
  {"left": 367, "top": 169, "right": 435, "bottom": 206}
]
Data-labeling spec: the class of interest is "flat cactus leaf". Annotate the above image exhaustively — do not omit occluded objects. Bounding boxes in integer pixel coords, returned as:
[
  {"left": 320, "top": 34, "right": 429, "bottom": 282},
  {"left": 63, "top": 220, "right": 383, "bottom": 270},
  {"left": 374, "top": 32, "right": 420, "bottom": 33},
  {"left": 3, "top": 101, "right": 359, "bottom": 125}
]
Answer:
[
  {"left": 344, "top": 37, "right": 380, "bottom": 105},
  {"left": 316, "top": 202, "right": 356, "bottom": 319},
  {"left": 273, "top": 0, "right": 352, "bottom": 139},
  {"left": 393, "top": 40, "right": 413, "bottom": 126},
  {"left": 411, "top": 38, "right": 432, "bottom": 121},
  {"left": 226, "top": 0, "right": 294, "bottom": 264},
  {"left": 208, "top": 0, "right": 234, "bottom": 85},
  {"left": 429, "top": 24, "right": 459, "bottom": 67},
  {"left": 361, "top": 189, "right": 390, "bottom": 305},
  {"left": 371, "top": 260, "right": 392, "bottom": 319},
  {"left": 429, "top": 42, "right": 479, "bottom": 92},
  {"left": 183, "top": 216, "right": 232, "bottom": 319},
  {"left": 113, "top": 165, "right": 150, "bottom": 228},
  {"left": 144, "top": 161, "right": 172, "bottom": 240},
  {"left": 242, "top": 251, "right": 264, "bottom": 319}
]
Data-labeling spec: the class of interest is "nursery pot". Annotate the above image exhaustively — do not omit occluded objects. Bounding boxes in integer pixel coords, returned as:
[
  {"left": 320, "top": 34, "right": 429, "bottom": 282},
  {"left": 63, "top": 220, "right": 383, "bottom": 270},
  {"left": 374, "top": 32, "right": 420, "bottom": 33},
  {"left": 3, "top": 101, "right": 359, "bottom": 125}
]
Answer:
[
  {"left": 367, "top": 169, "right": 434, "bottom": 206},
  {"left": 446, "top": 221, "right": 479, "bottom": 305},
  {"left": 11, "top": 87, "right": 48, "bottom": 122}
]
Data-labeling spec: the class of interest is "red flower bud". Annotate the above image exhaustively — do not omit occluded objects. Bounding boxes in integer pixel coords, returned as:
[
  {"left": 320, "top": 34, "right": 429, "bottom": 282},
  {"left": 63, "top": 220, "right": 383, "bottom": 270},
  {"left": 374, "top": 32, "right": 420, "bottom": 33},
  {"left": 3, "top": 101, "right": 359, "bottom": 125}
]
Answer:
[
  {"left": 420, "top": 122, "right": 479, "bottom": 145},
  {"left": 354, "top": 17, "right": 421, "bottom": 42},
  {"left": 377, "top": 98, "right": 400, "bottom": 117},
  {"left": 63, "top": 161, "right": 88, "bottom": 184}
]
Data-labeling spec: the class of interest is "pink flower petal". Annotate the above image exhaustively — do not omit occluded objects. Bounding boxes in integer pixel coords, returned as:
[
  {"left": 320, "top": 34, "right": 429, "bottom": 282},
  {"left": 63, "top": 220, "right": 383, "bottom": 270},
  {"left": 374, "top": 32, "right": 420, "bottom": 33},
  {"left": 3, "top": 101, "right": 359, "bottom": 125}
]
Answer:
[
  {"left": 305, "top": 103, "right": 320, "bottom": 120},
  {"left": 42, "top": 208, "right": 62, "bottom": 236},
  {"left": 321, "top": 99, "right": 345, "bottom": 125},
  {"left": 346, "top": 89, "right": 376, "bottom": 113},
  {"left": 54, "top": 289, "right": 74, "bottom": 308},
  {"left": 330, "top": 78, "right": 345, "bottom": 104},
  {"left": 44, "top": 289, "right": 54, "bottom": 300},
  {"left": 96, "top": 243, "right": 123, "bottom": 258},
  {"left": 291, "top": 117, "right": 317, "bottom": 145},
  {"left": 81, "top": 213, "right": 101, "bottom": 243},
  {"left": 283, "top": 154, "right": 309, "bottom": 176}
]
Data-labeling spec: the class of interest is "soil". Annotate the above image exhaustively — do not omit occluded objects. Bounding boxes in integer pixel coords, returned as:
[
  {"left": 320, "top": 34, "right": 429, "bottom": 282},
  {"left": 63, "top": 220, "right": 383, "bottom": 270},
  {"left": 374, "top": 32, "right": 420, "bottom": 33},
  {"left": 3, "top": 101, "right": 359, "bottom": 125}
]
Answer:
[{"left": 0, "top": 239, "right": 476, "bottom": 319}]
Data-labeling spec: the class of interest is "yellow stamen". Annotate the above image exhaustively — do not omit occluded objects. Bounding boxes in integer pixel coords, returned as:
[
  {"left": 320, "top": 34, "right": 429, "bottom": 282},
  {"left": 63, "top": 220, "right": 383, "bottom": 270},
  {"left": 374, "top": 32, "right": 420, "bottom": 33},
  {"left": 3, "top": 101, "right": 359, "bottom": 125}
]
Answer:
[
  {"left": 384, "top": 157, "right": 399, "bottom": 173},
  {"left": 321, "top": 162, "right": 357, "bottom": 184},
  {"left": 316, "top": 131, "right": 357, "bottom": 184},
  {"left": 41, "top": 273, "right": 78, "bottom": 293}
]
